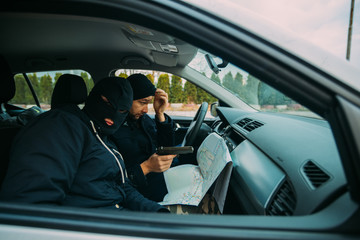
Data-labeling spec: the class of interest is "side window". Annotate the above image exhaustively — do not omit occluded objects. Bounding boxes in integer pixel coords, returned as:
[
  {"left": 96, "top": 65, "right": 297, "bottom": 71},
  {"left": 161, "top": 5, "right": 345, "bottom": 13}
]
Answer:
[
  {"left": 115, "top": 70, "right": 217, "bottom": 119},
  {"left": 10, "top": 70, "right": 93, "bottom": 110},
  {"left": 10, "top": 74, "right": 37, "bottom": 106}
]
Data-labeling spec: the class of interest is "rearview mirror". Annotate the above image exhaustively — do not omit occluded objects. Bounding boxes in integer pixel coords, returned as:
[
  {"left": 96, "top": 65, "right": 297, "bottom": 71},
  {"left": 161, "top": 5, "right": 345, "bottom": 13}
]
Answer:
[{"left": 205, "top": 54, "right": 229, "bottom": 74}]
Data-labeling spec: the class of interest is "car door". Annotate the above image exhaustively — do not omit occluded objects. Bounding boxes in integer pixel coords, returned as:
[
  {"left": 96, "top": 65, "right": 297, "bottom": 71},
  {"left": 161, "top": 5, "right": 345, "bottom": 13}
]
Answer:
[{"left": 1, "top": 1, "right": 359, "bottom": 240}]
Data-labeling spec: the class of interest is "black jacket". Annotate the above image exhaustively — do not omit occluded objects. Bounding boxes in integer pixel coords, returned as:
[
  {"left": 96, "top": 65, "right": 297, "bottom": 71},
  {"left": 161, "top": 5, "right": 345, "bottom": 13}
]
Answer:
[
  {"left": 111, "top": 113, "right": 175, "bottom": 202},
  {"left": 0, "top": 105, "right": 166, "bottom": 212}
]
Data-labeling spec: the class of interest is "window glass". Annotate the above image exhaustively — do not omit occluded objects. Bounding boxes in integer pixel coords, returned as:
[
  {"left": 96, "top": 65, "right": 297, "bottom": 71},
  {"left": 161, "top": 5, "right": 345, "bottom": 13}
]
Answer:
[
  {"left": 10, "top": 74, "right": 37, "bottom": 107},
  {"left": 188, "top": 50, "right": 322, "bottom": 119},
  {"left": 11, "top": 70, "right": 93, "bottom": 110},
  {"left": 115, "top": 69, "right": 217, "bottom": 119}
]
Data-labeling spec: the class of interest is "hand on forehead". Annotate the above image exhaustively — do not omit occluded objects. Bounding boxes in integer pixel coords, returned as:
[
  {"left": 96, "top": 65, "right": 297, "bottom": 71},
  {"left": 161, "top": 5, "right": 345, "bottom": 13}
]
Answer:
[{"left": 155, "top": 89, "right": 165, "bottom": 94}]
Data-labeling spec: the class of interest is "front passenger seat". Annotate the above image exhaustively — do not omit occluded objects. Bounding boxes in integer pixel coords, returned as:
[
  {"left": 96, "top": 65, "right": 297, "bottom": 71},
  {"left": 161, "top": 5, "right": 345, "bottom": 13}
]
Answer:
[{"left": 51, "top": 74, "right": 88, "bottom": 109}]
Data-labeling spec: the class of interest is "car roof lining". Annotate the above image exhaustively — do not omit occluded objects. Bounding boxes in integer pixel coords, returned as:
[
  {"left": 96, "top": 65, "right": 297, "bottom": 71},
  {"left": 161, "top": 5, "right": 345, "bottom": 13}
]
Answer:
[{"left": 0, "top": 12, "right": 197, "bottom": 81}]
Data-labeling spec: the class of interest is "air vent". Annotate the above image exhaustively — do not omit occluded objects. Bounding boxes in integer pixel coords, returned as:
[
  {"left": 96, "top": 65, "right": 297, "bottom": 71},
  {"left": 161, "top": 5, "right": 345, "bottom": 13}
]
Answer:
[
  {"left": 302, "top": 161, "right": 330, "bottom": 189},
  {"left": 236, "top": 118, "right": 264, "bottom": 132},
  {"left": 237, "top": 118, "right": 252, "bottom": 127},
  {"left": 266, "top": 180, "right": 296, "bottom": 216}
]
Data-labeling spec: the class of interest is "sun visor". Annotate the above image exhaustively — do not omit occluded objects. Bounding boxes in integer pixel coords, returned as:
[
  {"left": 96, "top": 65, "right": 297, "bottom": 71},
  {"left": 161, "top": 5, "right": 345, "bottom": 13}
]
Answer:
[
  {"left": 121, "top": 56, "right": 151, "bottom": 68},
  {"left": 129, "top": 37, "right": 179, "bottom": 54},
  {"left": 122, "top": 23, "right": 196, "bottom": 67},
  {"left": 128, "top": 37, "right": 157, "bottom": 50},
  {"left": 152, "top": 51, "right": 178, "bottom": 67},
  {"left": 123, "top": 24, "right": 174, "bottom": 43}
]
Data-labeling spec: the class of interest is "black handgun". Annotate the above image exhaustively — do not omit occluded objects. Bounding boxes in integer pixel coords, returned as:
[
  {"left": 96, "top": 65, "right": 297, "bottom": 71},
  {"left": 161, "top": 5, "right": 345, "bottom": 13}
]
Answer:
[{"left": 156, "top": 146, "right": 194, "bottom": 155}]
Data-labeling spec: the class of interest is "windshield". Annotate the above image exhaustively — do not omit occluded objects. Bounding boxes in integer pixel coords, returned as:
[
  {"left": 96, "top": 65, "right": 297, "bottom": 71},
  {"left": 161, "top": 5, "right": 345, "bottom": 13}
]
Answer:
[
  {"left": 188, "top": 50, "right": 321, "bottom": 118},
  {"left": 183, "top": 0, "right": 360, "bottom": 70}
]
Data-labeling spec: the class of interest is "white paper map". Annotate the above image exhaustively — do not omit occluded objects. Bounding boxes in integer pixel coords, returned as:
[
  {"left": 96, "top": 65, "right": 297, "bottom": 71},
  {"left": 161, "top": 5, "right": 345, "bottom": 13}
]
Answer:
[{"left": 159, "top": 133, "right": 232, "bottom": 212}]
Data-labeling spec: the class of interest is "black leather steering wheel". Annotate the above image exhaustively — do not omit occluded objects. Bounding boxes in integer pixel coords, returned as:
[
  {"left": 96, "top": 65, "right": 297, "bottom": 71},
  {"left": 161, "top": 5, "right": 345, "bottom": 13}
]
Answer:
[{"left": 181, "top": 102, "right": 208, "bottom": 147}]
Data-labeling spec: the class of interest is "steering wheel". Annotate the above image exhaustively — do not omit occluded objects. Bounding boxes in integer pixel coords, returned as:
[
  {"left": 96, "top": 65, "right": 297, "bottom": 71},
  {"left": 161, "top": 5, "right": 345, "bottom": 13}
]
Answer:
[{"left": 181, "top": 102, "right": 208, "bottom": 147}]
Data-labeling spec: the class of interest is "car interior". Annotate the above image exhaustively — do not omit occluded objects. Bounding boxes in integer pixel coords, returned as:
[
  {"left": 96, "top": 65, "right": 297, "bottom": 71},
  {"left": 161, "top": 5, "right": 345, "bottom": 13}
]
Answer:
[{"left": 0, "top": 1, "right": 359, "bottom": 239}]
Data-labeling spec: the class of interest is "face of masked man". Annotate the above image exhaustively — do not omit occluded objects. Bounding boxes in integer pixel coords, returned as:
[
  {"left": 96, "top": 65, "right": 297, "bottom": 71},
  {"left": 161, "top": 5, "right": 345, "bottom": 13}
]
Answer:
[{"left": 83, "top": 77, "right": 133, "bottom": 136}]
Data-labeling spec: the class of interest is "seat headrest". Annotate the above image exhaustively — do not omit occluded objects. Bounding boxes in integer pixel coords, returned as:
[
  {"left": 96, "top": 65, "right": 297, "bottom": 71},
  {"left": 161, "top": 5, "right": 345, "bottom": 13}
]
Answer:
[
  {"left": 51, "top": 74, "right": 88, "bottom": 109},
  {"left": 0, "top": 56, "right": 15, "bottom": 103}
]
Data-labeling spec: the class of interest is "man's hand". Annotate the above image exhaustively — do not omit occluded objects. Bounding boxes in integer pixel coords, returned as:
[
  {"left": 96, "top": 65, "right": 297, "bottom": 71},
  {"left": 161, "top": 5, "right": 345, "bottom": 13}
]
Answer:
[
  {"left": 140, "top": 153, "right": 176, "bottom": 175},
  {"left": 153, "top": 89, "right": 168, "bottom": 122}
]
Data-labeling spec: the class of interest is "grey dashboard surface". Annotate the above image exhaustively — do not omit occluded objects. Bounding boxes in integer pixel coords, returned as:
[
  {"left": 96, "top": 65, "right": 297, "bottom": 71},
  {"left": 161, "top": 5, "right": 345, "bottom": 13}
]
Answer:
[
  {"left": 216, "top": 107, "right": 347, "bottom": 215},
  {"left": 231, "top": 140, "right": 285, "bottom": 214}
]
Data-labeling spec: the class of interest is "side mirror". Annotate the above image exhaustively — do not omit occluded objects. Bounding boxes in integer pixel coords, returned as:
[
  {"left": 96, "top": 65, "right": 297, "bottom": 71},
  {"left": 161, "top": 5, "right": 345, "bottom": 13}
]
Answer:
[{"left": 210, "top": 102, "right": 219, "bottom": 117}]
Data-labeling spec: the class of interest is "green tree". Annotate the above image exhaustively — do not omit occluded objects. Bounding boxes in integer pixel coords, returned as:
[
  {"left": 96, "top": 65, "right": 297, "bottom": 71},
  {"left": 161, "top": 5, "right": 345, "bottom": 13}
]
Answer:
[
  {"left": 244, "top": 75, "right": 260, "bottom": 105},
  {"left": 54, "top": 72, "right": 63, "bottom": 83},
  {"left": 169, "top": 75, "right": 183, "bottom": 103},
  {"left": 10, "top": 75, "right": 27, "bottom": 104},
  {"left": 233, "top": 72, "right": 244, "bottom": 95},
  {"left": 183, "top": 80, "right": 197, "bottom": 103},
  {"left": 117, "top": 72, "right": 128, "bottom": 79},
  {"left": 196, "top": 87, "right": 208, "bottom": 104},
  {"left": 210, "top": 73, "right": 221, "bottom": 85},
  {"left": 146, "top": 73, "right": 155, "bottom": 85},
  {"left": 222, "top": 71, "right": 235, "bottom": 91},
  {"left": 258, "top": 82, "right": 293, "bottom": 106},
  {"left": 39, "top": 74, "right": 53, "bottom": 104},
  {"left": 26, "top": 73, "right": 39, "bottom": 104},
  {"left": 196, "top": 86, "right": 217, "bottom": 104},
  {"left": 81, "top": 72, "right": 93, "bottom": 94},
  {"left": 258, "top": 82, "right": 275, "bottom": 105},
  {"left": 157, "top": 73, "right": 170, "bottom": 95}
]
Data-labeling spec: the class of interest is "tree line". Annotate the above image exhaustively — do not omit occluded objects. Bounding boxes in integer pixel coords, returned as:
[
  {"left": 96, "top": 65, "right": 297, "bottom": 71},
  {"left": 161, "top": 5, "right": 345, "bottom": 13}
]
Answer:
[
  {"left": 10, "top": 72, "right": 94, "bottom": 105},
  {"left": 11, "top": 70, "right": 294, "bottom": 107},
  {"left": 218, "top": 71, "right": 294, "bottom": 106},
  {"left": 118, "top": 72, "right": 217, "bottom": 104}
]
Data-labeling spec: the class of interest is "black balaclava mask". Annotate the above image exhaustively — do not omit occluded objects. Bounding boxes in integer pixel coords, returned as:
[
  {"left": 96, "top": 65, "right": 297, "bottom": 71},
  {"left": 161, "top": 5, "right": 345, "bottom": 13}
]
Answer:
[{"left": 83, "top": 77, "right": 133, "bottom": 136}]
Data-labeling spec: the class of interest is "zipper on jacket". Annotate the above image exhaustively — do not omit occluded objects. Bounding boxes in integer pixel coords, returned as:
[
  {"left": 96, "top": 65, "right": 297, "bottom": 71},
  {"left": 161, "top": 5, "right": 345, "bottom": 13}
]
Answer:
[
  {"left": 112, "top": 148, "right": 128, "bottom": 178},
  {"left": 90, "top": 120, "right": 125, "bottom": 184}
]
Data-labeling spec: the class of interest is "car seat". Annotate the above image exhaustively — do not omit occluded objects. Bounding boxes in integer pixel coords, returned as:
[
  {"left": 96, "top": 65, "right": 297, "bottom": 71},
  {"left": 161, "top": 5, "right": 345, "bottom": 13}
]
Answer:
[
  {"left": 0, "top": 72, "right": 88, "bottom": 186},
  {"left": 51, "top": 74, "right": 88, "bottom": 109},
  {"left": 0, "top": 56, "right": 15, "bottom": 121},
  {"left": 0, "top": 56, "right": 22, "bottom": 185}
]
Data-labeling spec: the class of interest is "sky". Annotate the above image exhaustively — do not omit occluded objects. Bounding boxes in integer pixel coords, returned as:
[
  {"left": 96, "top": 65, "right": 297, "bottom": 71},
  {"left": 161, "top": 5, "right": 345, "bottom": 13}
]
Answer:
[{"left": 185, "top": 0, "right": 360, "bottom": 68}]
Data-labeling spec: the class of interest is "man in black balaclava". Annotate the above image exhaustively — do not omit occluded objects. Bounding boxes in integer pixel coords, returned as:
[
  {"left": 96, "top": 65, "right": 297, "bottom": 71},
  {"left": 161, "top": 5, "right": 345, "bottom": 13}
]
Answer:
[
  {"left": 111, "top": 73, "right": 176, "bottom": 202},
  {"left": 83, "top": 77, "right": 132, "bottom": 136},
  {"left": 1, "top": 76, "right": 172, "bottom": 212}
]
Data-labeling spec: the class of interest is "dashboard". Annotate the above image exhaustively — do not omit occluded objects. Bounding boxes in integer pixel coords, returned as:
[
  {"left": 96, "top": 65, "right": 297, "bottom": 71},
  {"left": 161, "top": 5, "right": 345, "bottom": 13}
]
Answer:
[{"left": 212, "top": 107, "right": 347, "bottom": 216}]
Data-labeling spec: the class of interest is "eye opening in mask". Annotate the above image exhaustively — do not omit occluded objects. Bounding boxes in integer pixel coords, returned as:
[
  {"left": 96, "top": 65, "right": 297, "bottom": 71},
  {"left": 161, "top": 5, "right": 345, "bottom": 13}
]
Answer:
[
  {"left": 101, "top": 95, "right": 114, "bottom": 109},
  {"left": 118, "top": 109, "right": 128, "bottom": 114}
]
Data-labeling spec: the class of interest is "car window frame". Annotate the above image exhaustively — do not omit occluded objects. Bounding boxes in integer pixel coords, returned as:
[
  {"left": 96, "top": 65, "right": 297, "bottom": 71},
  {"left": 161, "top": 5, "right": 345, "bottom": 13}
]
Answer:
[{"left": 1, "top": 1, "right": 359, "bottom": 239}]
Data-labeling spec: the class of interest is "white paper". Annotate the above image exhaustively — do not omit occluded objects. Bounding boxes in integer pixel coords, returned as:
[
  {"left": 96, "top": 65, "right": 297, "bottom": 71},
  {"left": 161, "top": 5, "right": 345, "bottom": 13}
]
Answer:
[{"left": 159, "top": 133, "right": 232, "bottom": 212}]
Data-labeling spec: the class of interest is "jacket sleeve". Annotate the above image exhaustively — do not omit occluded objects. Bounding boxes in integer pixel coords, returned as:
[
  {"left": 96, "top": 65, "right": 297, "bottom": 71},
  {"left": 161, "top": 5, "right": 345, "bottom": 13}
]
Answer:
[
  {"left": 126, "top": 163, "right": 148, "bottom": 189},
  {"left": 123, "top": 179, "right": 169, "bottom": 212},
  {"left": 125, "top": 114, "right": 174, "bottom": 190},
  {"left": 0, "top": 111, "right": 84, "bottom": 205},
  {"left": 155, "top": 113, "right": 175, "bottom": 147},
  {"left": 124, "top": 114, "right": 174, "bottom": 189}
]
